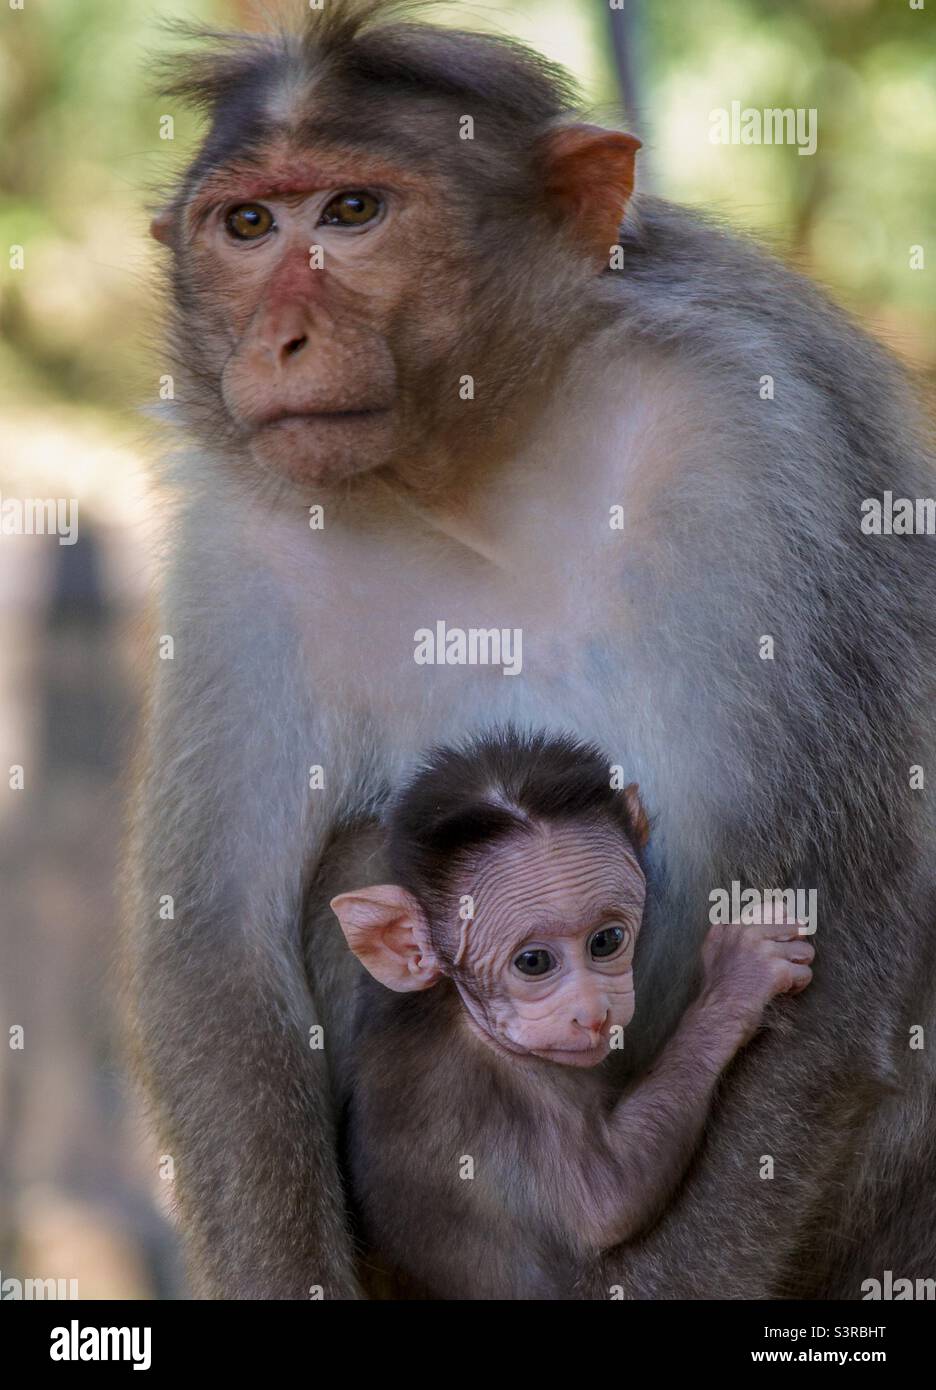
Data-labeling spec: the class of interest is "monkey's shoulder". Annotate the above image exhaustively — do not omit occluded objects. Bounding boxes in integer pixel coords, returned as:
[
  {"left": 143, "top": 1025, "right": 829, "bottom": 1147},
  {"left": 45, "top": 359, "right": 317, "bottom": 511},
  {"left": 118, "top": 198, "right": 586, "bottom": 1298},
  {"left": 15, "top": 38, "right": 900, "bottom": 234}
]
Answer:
[{"left": 616, "top": 196, "right": 920, "bottom": 407}]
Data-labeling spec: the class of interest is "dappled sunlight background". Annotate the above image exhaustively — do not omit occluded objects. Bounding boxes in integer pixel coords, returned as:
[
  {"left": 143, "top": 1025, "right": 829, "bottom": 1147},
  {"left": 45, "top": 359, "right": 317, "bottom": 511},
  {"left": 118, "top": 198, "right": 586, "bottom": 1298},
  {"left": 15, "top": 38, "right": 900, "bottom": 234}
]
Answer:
[{"left": 0, "top": 0, "right": 932, "bottom": 1299}]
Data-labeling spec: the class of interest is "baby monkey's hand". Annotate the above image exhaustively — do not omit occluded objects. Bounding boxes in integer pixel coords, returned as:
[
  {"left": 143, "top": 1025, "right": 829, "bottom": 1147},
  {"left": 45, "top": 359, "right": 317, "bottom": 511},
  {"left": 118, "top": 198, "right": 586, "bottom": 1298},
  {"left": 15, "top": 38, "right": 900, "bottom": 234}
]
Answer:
[{"left": 699, "top": 917, "right": 815, "bottom": 1049}]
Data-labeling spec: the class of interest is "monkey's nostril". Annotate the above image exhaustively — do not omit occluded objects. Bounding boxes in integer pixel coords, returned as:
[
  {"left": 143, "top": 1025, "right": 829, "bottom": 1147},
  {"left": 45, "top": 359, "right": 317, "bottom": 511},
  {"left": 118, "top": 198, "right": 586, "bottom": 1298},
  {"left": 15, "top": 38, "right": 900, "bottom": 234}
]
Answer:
[
  {"left": 576, "top": 1013, "right": 608, "bottom": 1037},
  {"left": 283, "top": 335, "right": 308, "bottom": 358}
]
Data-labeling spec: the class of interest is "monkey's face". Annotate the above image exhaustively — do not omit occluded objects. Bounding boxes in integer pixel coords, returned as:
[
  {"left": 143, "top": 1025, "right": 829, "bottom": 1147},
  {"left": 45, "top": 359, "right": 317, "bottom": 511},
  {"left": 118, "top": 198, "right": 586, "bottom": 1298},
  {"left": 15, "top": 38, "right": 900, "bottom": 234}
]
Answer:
[
  {"left": 160, "top": 140, "right": 477, "bottom": 487},
  {"left": 151, "top": 20, "right": 641, "bottom": 493},
  {"left": 454, "top": 824, "right": 645, "bottom": 1068},
  {"left": 155, "top": 67, "right": 640, "bottom": 495}
]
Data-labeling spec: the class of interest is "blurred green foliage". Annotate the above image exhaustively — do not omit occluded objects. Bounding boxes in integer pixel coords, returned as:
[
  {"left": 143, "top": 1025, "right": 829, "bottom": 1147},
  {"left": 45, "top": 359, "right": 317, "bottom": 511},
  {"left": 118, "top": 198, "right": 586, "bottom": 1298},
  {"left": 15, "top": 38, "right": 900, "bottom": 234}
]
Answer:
[
  {"left": 0, "top": 0, "right": 929, "bottom": 1303},
  {"left": 0, "top": 0, "right": 932, "bottom": 434}
]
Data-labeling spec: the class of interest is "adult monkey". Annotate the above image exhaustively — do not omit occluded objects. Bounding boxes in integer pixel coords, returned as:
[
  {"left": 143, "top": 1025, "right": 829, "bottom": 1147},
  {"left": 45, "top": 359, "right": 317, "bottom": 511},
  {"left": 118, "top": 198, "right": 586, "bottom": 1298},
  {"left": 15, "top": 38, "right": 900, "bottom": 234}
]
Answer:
[{"left": 127, "top": 0, "right": 936, "bottom": 1298}]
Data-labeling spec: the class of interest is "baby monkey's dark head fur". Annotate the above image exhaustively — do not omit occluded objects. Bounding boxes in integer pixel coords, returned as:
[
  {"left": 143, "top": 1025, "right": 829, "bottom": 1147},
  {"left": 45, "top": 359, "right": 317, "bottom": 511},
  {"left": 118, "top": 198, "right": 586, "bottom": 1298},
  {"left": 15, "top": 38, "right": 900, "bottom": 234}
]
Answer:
[
  {"left": 332, "top": 727, "right": 650, "bottom": 1068},
  {"left": 152, "top": 0, "right": 640, "bottom": 493},
  {"left": 386, "top": 726, "right": 649, "bottom": 953}
]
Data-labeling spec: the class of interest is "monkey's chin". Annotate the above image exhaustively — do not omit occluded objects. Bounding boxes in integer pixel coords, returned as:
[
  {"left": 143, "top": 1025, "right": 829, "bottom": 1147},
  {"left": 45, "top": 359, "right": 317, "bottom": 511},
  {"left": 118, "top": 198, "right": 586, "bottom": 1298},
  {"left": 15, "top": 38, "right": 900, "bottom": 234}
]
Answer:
[
  {"left": 531, "top": 1042, "right": 611, "bottom": 1069},
  {"left": 248, "top": 411, "right": 395, "bottom": 485}
]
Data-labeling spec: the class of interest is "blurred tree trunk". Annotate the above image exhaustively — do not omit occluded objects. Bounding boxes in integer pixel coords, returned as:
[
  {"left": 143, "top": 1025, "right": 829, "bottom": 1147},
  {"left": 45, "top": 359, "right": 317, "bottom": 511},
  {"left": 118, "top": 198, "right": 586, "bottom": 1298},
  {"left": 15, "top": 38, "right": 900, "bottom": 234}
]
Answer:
[{"left": 608, "top": 0, "right": 644, "bottom": 131}]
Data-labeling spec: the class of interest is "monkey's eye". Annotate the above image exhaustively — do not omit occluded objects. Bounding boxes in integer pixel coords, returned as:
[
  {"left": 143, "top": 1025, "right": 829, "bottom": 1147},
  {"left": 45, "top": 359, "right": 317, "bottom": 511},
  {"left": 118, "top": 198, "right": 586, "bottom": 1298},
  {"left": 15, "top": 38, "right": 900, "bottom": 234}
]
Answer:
[
  {"left": 589, "top": 925, "right": 627, "bottom": 960},
  {"left": 513, "top": 948, "right": 555, "bottom": 977},
  {"left": 319, "top": 191, "right": 382, "bottom": 228},
  {"left": 224, "top": 203, "right": 276, "bottom": 241}
]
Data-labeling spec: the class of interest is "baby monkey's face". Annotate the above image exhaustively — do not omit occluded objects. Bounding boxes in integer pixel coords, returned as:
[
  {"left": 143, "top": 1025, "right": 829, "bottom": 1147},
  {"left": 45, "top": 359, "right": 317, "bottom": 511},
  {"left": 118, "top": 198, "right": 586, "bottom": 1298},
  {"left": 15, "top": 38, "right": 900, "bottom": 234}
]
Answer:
[
  {"left": 455, "top": 824, "right": 645, "bottom": 1066},
  {"left": 331, "top": 818, "right": 646, "bottom": 1070}
]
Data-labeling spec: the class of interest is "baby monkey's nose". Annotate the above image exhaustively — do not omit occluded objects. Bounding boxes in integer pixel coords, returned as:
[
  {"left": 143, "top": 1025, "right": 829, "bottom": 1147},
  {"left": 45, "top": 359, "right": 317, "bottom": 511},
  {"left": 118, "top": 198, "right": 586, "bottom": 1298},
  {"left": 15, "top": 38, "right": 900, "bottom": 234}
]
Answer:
[{"left": 575, "top": 1008, "right": 609, "bottom": 1038}]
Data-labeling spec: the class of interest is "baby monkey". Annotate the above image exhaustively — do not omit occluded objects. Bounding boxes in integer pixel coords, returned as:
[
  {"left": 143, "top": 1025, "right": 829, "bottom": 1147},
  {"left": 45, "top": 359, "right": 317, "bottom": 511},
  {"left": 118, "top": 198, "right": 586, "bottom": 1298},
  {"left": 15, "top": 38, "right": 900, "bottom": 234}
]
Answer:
[{"left": 331, "top": 730, "right": 814, "bottom": 1299}]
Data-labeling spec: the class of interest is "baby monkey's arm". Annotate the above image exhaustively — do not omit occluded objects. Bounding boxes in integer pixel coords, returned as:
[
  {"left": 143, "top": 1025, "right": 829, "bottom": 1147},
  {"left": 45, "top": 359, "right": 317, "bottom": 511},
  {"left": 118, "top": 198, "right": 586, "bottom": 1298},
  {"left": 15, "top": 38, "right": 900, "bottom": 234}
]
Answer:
[{"left": 569, "top": 919, "right": 814, "bottom": 1253}]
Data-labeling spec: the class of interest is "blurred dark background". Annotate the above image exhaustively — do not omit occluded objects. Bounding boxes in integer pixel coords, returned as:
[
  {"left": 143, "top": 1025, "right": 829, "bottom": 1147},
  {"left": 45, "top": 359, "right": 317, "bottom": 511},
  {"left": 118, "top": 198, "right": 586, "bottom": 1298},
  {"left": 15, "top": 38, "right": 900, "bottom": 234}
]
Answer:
[{"left": 0, "top": 0, "right": 933, "bottom": 1298}]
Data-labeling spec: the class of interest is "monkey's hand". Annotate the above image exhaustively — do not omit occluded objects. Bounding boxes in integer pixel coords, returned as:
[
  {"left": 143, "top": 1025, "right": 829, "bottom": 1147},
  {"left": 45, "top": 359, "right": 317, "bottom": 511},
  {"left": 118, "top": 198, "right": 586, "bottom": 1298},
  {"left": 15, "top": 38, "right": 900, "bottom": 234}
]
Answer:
[
  {"left": 698, "top": 918, "right": 815, "bottom": 1051},
  {"left": 597, "top": 919, "right": 814, "bottom": 1248}
]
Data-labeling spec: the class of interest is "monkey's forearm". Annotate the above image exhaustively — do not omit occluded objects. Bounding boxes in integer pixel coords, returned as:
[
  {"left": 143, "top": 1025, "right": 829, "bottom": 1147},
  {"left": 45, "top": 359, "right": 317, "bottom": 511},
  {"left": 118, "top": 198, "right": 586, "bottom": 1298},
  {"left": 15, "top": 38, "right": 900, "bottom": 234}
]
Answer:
[
  {"left": 596, "top": 978, "right": 899, "bottom": 1299},
  {"left": 129, "top": 922, "right": 361, "bottom": 1298},
  {"left": 591, "top": 1000, "right": 741, "bottom": 1249},
  {"left": 124, "top": 593, "right": 364, "bottom": 1298},
  {"left": 126, "top": 796, "right": 363, "bottom": 1298}
]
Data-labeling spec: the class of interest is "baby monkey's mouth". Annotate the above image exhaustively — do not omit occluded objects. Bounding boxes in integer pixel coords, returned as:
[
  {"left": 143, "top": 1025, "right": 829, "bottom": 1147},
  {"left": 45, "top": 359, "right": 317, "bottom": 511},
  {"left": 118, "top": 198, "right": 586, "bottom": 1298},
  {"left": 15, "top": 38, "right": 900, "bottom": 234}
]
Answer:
[
  {"left": 532, "top": 1040, "right": 611, "bottom": 1068},
  {"left": 261, "top": 407, "right": 392, "bottom": 425}
]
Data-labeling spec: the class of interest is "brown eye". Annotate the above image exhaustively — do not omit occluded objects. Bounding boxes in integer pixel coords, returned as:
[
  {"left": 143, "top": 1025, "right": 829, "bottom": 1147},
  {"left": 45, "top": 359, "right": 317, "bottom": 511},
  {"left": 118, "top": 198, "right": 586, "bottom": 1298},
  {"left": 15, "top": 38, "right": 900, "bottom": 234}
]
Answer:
[
  {"left": 225, "top": 203, "right": 275, "bottom": 240},
  {"left": 589, "top": 926, "right": 626, "bottom": 960},
  {"left": 514, "top": 948, "right": 555, "bottom": 977},
  {"left": 319, "top": 191, "right": 381, "bottom": 228}
]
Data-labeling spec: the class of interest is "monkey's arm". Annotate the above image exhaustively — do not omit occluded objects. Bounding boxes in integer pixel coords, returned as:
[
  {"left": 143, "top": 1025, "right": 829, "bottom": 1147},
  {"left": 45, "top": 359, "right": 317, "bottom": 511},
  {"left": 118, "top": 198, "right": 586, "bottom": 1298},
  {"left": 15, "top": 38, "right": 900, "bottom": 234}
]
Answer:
[
  {"left": 126, "top": 749, "right": 361, "bottom": 1298},
  {"left": 123, "top": 556, "right": 362, "bottom": 1299},
  {"left": 595, "top": 892, "right": 912, "bottom": 1299},
  {"left": 573, "top": 999, "right": 739, "bottom": 1254},
  {"left": 598, "top": 987, "right": 896, "bottom": 1300},
  {"left": 571, "top": 921, "right": 814, "bottom": 1255}
]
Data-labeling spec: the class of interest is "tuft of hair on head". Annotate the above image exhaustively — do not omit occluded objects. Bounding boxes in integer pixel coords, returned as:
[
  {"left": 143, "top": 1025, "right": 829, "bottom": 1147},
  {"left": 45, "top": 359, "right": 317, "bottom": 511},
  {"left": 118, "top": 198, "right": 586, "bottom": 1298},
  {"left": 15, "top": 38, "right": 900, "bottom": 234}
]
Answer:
[
  {"left": 300, "top": 0, "right": 579, "bottom": 122},
  {"left": 386, "top": 725, "right": 648, "bottom": 937},
  {"left": 152, "top": 0, "right": 578, "bottom": 139}
]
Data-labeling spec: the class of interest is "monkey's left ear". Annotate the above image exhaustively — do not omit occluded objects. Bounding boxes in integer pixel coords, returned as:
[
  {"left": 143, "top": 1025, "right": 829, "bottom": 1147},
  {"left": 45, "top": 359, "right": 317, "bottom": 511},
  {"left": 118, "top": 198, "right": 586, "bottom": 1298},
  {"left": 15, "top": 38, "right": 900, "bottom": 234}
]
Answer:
[
  {"left": 539, "top": 125, "right": 641, "bottom": 264},
  {"left": 622, "top": 783, "right": 650, "bottom": 850},
  {"left": 330, "top": 885, "right": 443, "bottom": 993}
]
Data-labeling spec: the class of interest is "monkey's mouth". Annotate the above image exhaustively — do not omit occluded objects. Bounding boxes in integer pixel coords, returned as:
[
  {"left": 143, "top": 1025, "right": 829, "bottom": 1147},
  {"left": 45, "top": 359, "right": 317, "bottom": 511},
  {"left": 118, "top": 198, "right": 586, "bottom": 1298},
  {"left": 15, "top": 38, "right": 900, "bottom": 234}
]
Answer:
[
  {"left": 256, "top": 408, "right": 392, "bottom": 428},
  {"left": 243, "top": 406, "right": 396, "bottom": 483}
]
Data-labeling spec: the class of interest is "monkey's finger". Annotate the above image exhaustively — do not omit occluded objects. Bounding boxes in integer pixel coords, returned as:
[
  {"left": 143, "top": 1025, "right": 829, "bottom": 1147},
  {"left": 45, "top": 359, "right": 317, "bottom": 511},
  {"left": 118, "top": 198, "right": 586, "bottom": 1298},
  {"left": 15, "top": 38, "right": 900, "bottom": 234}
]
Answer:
[
  {"left": 768, "top": 939, "right": 815, "bottom": 964},
  {"left": 781, "top": 964, "right": 813, "bottom": 993}
]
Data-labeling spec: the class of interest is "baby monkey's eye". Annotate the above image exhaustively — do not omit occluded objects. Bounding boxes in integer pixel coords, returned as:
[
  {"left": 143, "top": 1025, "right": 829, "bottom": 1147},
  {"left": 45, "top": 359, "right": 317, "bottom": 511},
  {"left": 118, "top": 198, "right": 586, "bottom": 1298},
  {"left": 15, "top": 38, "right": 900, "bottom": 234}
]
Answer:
[
  {"left": 319, "top": 191, "right": 382, "bottom": 227},
  {"left": 224, "top": 203, "right": 276, "bottom": 240},
  {"left": 589, "top": 925, "right": 627, "bottom": 959},
  {"left": 513, "top": 948, "right": 555, "bottom": 977}
]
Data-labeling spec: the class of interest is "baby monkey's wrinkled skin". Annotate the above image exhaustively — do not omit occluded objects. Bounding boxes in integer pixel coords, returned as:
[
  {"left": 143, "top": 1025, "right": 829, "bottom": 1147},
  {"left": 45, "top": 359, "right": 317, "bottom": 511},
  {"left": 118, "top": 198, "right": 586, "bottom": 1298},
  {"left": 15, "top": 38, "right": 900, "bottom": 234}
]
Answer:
[{"left": 332, "top": 766, "right": 814, "bottom": 1299}]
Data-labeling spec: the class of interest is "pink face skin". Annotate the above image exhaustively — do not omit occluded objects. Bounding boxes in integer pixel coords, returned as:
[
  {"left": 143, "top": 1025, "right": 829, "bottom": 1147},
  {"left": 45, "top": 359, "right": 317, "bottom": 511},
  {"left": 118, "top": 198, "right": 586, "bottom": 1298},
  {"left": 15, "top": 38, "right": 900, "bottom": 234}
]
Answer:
[
  {"left": 452, "top": 824, "right": 645, "bottom": 1068},
  {"left": 331, "top": 818, "right": 647, "bottom": 1071}
]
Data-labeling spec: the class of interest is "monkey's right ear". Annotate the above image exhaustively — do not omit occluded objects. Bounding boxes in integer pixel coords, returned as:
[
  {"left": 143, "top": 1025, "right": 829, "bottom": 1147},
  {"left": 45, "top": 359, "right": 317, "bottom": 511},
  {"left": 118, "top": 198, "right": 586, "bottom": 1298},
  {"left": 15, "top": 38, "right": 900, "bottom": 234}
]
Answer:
[
  {"left": 149, "top": 207, "right": 174, "bottom": 246},
  {"left": 539, "top": 125, "right": 641, "bottom": 264},
  {"left": 330, "top": 886, "right": 442, "bottom": 993}
]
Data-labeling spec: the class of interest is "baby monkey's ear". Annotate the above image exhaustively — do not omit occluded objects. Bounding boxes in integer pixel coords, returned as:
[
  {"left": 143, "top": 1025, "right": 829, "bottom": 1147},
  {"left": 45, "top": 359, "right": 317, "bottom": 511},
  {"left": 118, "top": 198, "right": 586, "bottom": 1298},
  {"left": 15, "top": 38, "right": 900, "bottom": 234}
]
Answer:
[
  {"left": 622, "top": 783, "right": 650, "bottom": 850},
  {"left": 330, "top": 885, "right": 442, "bottom": 993}
]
